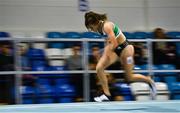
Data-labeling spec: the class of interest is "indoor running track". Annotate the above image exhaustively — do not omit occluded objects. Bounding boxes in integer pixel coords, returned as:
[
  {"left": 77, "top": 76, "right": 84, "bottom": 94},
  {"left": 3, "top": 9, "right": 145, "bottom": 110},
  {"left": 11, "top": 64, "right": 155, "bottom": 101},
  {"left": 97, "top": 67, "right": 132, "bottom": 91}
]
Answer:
[{"left": 0, "top": 100, "right": 179, "bottom": 113}]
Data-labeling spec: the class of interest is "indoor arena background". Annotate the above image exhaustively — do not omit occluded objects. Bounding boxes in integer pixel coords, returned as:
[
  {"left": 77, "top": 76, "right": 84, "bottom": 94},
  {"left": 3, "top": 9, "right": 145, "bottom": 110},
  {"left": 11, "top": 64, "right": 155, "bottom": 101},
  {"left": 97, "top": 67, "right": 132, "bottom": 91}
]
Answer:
[{"left": 0, "top": 0, "right": 179, "bottom": 113}]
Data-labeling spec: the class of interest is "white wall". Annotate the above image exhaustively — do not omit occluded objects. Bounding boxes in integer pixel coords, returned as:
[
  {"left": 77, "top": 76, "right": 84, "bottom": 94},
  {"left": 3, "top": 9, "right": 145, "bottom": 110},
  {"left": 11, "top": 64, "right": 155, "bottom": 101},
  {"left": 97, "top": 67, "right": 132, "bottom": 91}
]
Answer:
[{"left": 0, "top": 0, "right": 180, "bottom": 34}]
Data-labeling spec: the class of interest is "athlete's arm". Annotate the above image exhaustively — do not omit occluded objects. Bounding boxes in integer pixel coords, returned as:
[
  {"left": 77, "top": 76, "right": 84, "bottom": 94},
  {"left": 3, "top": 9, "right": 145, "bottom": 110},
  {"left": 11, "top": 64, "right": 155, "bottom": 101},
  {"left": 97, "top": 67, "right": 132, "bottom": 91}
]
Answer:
[{"left": 103, "top": 22, "right": 118, "bottom": 50}]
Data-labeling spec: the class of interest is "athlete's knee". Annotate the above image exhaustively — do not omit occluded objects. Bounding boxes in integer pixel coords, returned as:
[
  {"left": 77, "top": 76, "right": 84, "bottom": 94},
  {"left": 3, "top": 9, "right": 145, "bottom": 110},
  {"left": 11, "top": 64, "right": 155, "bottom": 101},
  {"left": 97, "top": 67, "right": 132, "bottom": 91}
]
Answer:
[
  {"left": 96, "top": 65, "right": 104, "bottom": 73},
  {"left": 126, "top": 77, "right": 134, "bottom": 82},
  {"left": 125, "top": 74, "right": 134, "bottom": 82}
]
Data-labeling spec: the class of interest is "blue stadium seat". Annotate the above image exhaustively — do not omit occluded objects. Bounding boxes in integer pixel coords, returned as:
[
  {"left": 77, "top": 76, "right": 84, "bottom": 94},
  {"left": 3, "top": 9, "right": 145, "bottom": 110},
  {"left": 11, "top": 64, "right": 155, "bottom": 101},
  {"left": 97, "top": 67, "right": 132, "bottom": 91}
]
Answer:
[
  {"left": 82, "top": 32, "right": 103, "bottom": 38},
  {"left": 147, "top": 32, "right": 153, "bottom": 39},
  {"left": 55, "top": 78, "right": 70, "bottom": 85},
  {"left": 46, "top": 32, "right": 65, "bottom": 49},
  {"left": 139, "top": 64, "right": 149, "bottom": 70},
  {"left": 21, "top": 86, "right": 36, "bottom": 104},
  {"left": 32, "top": 60, "right": 46, "bottom": 67},
  {"left": 132, "top": 31, "right": 149, "bottom": 39},
  {"left": 166, "top": 31, "right": 180, "bottom": 39},
  {"left": 47, "top": 66, "right": 67, "bottom": 77},
  {"left": 46, "top": 32, "right": 64, "bottom": 38},
  {"left": 134, "top": 64, "right": 147, "bottom": 71},
  {"left": 137, "top": 64, "right": 159, "bottom": 70},
  {"left": 27, "top": 48, "right": 45, "bottom": 60},
  {"left": 36, "top": 78, "right": 55, "bottom": 103},
  {"left": 134, "top": 64, "right": 159, "bottom": 76},
  {"left": 31, "top": 60, "right": 47, "bottom": 71},
  {"left": 36, "top": 85, "right": 55, "bottom": 103},
  {"left": 140, "top": 64, "right": 161, "bottom": 80},
  {"left": 89, "top": 42, "right": 104, "bottom": 47},
  {"left": 36, "top": 78, "right": 51, "bottom": 85},
  {"left": 173, "top": 94, "right": 180, "bottom": 100},
  {"left": 164, "top": 76, "right": 177, "bottom": 83},
  {"left": 32, "top": 65, "right": 47, "bottom": 71},
  {"left": 122, "top": 32, "right": 133, "bottom": 39},
  {"left": 50, "top": 66, "right": 66, "bottom": 71},
  {"left": 144, "top": 64, "right": 158, "bottom": 70},
  {"left": 164, "top": 76, "right": 180, "bottom": 100},
  {"left": 63, "top": 32, "right": 82, "bottom": 38},
  {"left": 32, "top": 64, "right": 47, "bottom": 71},
  {"left": 0, "top": 32, "right": 10, "bottom": 38},
  {"left": 114, "top": 83, "right": 134, "bottom": 101},
  {"left": 58, "top": 97, "right": 74, "bottom": 103},
  {"left": 176, "top": 43, "right": 180, "bottom": 55},
  {"left": 55, "top": 84, "right": 76, "bottom": 103},
  {"left": 156, "top": 64, "right": 176, "bottom": 75},
  {"left": 154, "top": 76, "right": 161, "bottom": 82},
  {"left": 164, "top": 76, "right": 180, "bottom": 99},
  {"left": 134, "top": 65, "right": 142, "bottom": 70},
  {"left": 169, "top": 82, "right": 180, "bottom": 100},
  {"left": 55, "top": 84, "right": 75, "bottom": 96},
  {"left": 48, "top": 43, "right": 65, "bottom": 48}
]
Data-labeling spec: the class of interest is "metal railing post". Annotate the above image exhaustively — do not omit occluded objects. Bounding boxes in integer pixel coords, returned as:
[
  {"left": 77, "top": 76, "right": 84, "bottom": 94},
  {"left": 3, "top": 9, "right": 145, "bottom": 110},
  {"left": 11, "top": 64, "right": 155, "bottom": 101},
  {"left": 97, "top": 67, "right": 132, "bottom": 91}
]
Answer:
[
  {"left": 82, "top": 38, "right": 90, "bottom": 102},
  {"left": 147, "top": 39, "right": 154, "bottom": 77},
  {"left": 13, "top": 40, "right": 22, "bottom": 104}
]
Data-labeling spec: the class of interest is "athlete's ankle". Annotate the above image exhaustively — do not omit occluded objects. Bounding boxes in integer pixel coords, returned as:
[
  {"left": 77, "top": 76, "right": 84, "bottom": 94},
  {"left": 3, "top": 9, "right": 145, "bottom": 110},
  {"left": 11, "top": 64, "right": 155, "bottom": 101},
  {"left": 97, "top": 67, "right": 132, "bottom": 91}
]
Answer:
[{"left": 104, "top": 92, "right": 111, "bottom": 96}]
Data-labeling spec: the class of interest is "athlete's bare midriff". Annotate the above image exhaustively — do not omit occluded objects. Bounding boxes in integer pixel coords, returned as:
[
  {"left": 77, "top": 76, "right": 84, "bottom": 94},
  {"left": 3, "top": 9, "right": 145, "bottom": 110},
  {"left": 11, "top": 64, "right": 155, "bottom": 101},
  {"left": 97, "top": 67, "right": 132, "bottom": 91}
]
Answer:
[{"left": 105, "top": 34, "right": 126, "bottom": 46}]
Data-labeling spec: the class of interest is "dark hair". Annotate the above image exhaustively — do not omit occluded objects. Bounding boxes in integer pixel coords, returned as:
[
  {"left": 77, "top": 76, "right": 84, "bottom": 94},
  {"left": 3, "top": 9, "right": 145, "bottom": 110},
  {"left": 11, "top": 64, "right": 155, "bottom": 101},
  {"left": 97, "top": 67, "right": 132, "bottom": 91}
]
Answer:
[
  {"left": 153, "top": 28, "right": 166, "bottom": 38},
  {"left": 84, "top": 11, "right": 107, "bottom": 29}
]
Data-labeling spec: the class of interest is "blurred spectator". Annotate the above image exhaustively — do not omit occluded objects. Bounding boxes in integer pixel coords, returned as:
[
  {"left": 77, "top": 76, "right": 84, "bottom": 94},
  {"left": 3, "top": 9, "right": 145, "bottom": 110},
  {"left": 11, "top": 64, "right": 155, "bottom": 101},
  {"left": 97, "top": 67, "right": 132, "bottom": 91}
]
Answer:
[
  {"left": 152, "top": 28, "right": 177, "bottom": 65},
  {"left": 18, "top": 43, "right": 31, "bottom": 71},
  {"left": 66, "top": 44, "right": 83, "bottom": 70},
  {"left": 133, "top": 42, "right": 148, "bottom": 65},
  {"left": 65, "top": 44, "right": 83, "bottom": 102},
  {"left": 88, "top": 44, "right": 101, "bottom": 70},
  {"left": 0, "top": 41, "right": 14, "bottom": 104},
  {"left": 0, "top": 41, "right": 14, "bottom": 71},
  {"left": 18, "top": 43, "right": 36, "bottom": 87}
]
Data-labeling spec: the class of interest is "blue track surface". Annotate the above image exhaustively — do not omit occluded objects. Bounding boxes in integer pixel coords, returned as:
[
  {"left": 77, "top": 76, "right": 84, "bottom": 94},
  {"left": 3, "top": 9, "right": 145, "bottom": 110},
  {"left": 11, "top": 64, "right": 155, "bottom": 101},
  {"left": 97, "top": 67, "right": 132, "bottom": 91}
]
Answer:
[{"left": 0, "top": 100, "right": 179, "bottom": 113}]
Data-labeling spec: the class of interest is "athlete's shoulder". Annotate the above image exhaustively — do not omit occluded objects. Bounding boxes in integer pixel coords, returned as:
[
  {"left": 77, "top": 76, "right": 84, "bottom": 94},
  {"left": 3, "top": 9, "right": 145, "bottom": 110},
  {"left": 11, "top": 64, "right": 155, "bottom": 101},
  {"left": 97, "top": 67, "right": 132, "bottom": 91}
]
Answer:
[
  {"left": 103, "top": 21, "right": 114, "bottom": 27},
  {"left": 103, "top": 21, "right": 114, "bottom": 31}
]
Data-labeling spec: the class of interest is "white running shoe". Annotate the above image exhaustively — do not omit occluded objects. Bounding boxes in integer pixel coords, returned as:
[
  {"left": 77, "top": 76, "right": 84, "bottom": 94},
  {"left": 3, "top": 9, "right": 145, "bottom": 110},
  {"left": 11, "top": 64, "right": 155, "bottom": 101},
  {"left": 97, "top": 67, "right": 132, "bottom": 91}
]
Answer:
[{"left": 94, "top": 94, "right": 111, "bottom": 102}]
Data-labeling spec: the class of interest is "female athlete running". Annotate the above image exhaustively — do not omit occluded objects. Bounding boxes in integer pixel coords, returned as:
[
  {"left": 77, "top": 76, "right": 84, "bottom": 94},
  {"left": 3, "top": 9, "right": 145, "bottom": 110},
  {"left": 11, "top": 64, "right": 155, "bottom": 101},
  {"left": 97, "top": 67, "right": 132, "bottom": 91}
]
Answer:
[{"left": 84, "top": 11, "right": 156, "bottom": 102}]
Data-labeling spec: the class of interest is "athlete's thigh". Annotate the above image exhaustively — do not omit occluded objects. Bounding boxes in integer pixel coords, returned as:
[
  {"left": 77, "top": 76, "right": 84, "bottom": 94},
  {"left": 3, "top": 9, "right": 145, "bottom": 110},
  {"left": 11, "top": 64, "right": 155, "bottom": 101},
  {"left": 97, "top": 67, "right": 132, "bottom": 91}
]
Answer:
[
  {"left": 97, "top": 45, "right": 118, "bottom": 69},
  {"left": 120, "top": 45, "right": 135, "bottom": 77},
  {"left": 120, "top": 45, "right": 134, "bottom": 65}
]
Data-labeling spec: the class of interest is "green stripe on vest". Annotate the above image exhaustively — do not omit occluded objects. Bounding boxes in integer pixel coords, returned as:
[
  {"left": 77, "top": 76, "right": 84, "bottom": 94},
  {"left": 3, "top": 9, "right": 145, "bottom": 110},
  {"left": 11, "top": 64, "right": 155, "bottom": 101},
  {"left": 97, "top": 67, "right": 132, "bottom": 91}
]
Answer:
[{"left": 114, "top": 25, "right": 120, "bottom": 37}]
